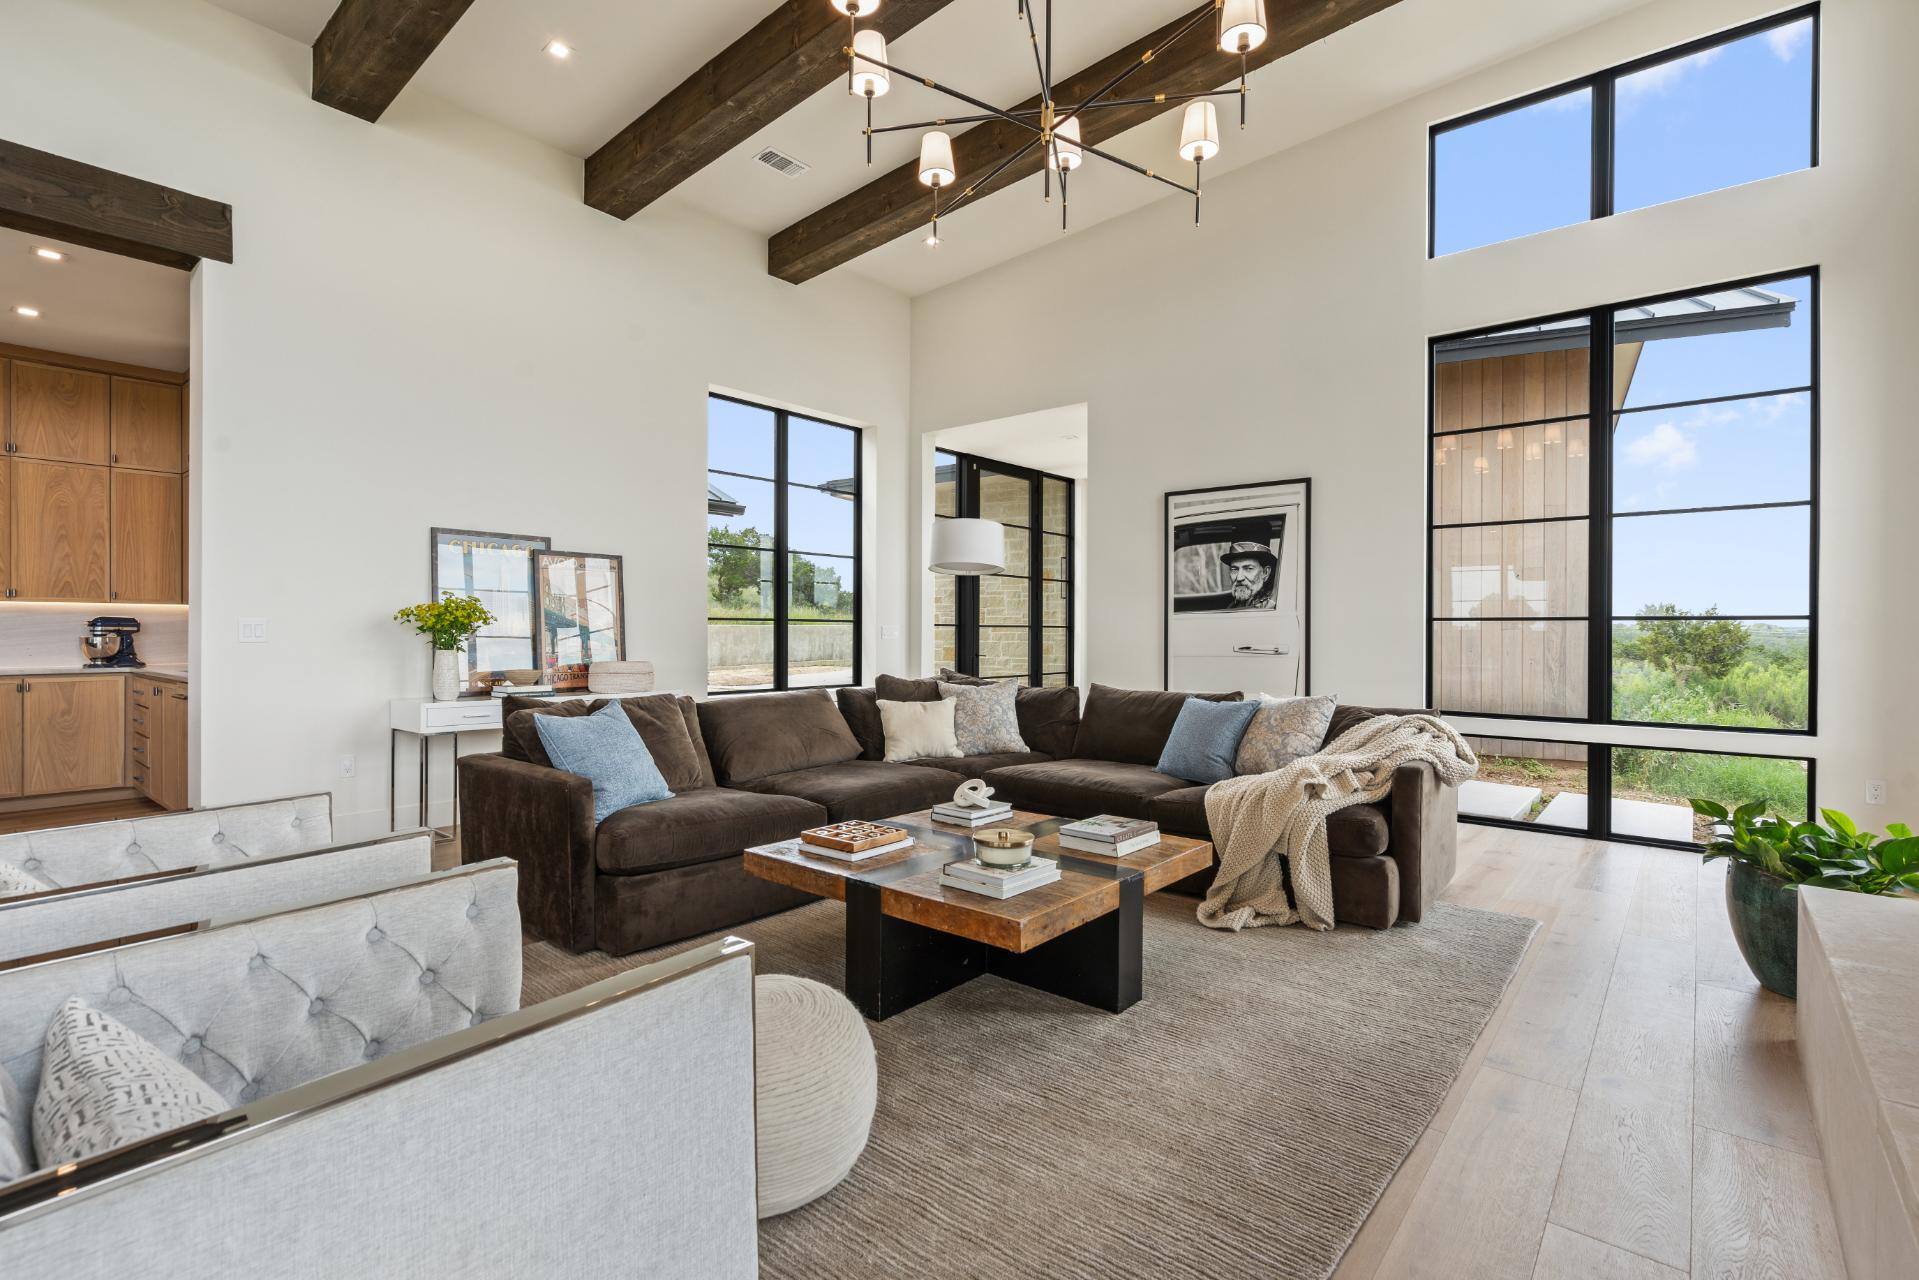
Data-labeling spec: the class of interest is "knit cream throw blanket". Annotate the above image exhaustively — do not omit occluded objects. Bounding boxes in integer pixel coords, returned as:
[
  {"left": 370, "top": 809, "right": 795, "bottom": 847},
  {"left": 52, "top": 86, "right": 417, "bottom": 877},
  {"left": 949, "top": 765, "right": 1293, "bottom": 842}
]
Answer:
[{"left": 1198, "top": 714, "right": 1478, "bottom": 932}]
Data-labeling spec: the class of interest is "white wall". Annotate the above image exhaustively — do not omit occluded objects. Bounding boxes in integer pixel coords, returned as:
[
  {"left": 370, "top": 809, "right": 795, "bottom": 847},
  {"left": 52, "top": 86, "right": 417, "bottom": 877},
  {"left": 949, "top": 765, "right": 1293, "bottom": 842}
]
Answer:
[
  {"left": 910, "top": 0, "right": 1919, "bottom": 816},
  {"left": 3, "top": 0, "right": 914, "bottom": 836}
]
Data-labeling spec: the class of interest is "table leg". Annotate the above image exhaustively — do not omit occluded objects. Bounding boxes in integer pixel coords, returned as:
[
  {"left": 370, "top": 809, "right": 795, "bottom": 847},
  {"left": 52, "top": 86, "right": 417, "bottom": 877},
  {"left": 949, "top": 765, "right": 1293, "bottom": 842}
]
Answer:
[
  {"left": 418, "top": 732, "right": 429, "bottom": 835},
  {"left": 844, "top": 880, "right": 987, "bottom": 1022},
  {"left": 988, "top": 875, "right": 1144, "bottom": 1013}
]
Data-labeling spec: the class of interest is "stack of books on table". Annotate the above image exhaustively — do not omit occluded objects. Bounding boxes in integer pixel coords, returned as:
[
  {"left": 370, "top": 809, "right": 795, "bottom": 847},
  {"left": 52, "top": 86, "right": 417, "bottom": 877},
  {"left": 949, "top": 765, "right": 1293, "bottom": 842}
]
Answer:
[
  {"left": 931, "top": 799, "right": 1013, "bottom": 828},
  {"left": 1057, "top": 815, "right": 1161, "bottom": 857},
  {"left": 938, "top": 856, "right": 1060, "bottom": 899},
  {"left": 491, "top": 684, "right": 557, "bottom": 698}
]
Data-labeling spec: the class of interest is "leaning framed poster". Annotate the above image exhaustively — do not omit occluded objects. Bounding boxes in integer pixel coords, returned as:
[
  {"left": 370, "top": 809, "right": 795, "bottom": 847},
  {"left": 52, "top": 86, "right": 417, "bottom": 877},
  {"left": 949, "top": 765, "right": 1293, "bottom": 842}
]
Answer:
[
  {"left": 534, "top": 550, "right": 626, "bottom": 690},
  {"left": 429, "top": 528, "right": 550, "bottom": 695},
  {"left": 1163, "top": 478, "right": 1311, "bottom": 696}
]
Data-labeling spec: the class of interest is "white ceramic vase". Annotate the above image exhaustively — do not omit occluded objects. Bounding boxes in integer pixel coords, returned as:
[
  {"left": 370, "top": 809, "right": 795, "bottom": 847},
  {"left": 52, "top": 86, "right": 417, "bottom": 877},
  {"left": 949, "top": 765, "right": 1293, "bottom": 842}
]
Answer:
[{"left": 431, "top": 648, "right": 461, "bottom": 701}]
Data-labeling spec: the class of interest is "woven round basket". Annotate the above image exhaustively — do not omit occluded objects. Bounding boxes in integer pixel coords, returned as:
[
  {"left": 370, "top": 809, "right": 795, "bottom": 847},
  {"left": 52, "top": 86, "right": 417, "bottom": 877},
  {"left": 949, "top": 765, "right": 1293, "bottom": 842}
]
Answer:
[{"left": 754, "top": 974, "right": 877, "bottom": 1218}]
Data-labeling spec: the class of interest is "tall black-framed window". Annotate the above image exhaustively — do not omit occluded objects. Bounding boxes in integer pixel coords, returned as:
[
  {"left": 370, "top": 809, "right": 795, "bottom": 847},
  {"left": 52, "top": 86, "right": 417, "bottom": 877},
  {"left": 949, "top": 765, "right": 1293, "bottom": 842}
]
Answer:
[
  {"left": 707, "top": 394, "right": 862, "bottom": 693},
  {"left": 1427, "top": 269, "right": 1819, "bottom": 847},
  {"left": 933, "top": 449, "right": 1074, "bottom": 687},
  {"left": 1430, "top": 4, "right": 1818, "bottom": 257}
]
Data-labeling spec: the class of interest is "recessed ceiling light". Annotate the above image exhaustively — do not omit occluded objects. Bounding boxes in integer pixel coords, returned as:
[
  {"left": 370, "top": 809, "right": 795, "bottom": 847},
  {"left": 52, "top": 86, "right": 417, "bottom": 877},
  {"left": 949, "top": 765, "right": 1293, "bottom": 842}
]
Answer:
[
  {"left": 32, "top": 247, "right": 66, "bottom": 263},
  {"left": 544, "top": 39, "right": 573, "bottom": 59},
  {"left": 14, "top": 306, "right": 41, "bottom": 319}
]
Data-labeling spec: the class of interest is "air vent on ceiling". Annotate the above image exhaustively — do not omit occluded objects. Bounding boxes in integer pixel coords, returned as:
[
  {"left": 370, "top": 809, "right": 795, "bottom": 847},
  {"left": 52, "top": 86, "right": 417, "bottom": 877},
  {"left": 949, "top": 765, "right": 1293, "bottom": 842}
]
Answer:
[{"left": 755, "top": 147, "right": 811, "bottom": 179}]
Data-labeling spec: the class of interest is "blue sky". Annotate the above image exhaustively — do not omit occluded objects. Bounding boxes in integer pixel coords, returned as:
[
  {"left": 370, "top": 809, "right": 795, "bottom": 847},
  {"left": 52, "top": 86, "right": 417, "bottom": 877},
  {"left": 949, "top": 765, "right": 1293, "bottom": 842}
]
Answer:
[
  {"left": 708, "top": 397, "right": 857, "bottom": 563},
  {"left": 1436, "top": 19, "right": 1815, "bottom": 622}
]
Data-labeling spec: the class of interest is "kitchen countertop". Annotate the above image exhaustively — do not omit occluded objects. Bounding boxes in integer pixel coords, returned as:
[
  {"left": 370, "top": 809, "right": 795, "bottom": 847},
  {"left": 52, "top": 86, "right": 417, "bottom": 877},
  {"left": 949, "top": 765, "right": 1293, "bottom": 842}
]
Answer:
[{"left": 0, "top": 665, "right": 189, "bottom": 681}]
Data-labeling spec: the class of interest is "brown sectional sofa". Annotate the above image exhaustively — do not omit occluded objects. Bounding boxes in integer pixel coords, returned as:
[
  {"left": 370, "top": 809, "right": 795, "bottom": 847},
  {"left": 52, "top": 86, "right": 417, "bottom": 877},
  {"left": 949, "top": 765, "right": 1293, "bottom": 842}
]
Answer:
[{"left": 457, "top": 682, "right": 1459, "bottom": 955}]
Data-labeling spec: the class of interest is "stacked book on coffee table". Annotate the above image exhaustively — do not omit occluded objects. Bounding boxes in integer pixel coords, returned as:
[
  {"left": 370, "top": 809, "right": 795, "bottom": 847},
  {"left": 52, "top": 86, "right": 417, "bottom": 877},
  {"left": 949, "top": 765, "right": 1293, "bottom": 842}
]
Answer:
[
  {"left": 1057, "top": 815, "right": 1161, "bottom": 857},
  {"left": 938, "top": 855, "right": 1060, "bottom": 899},
  {"left": 931, "top": 797, "right": 1013, "bottom": 828}
]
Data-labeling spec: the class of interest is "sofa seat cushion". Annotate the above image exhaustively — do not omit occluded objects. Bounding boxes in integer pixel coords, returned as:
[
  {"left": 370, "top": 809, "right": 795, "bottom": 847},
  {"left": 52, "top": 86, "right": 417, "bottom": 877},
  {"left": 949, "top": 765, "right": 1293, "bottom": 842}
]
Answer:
[
  {"left": 504, "top": 694, "right": 713, "bottom": 791},
  {"left": 916, "top": 752, "right": 1053, "bottom": 781},
  {"left": 595, "top": 788, "right": 828, "bottom": 875},
  {"left": 697, "top": 690, "right": 864, "bottom": 786},
  {"left": 983, "top": 760, "right": 1187, "bottom": 820},
  {"left": 1072, "top": 684, "right": 1242, "bottom": 766},
  {"left": 1150, "top": 785, "right": 1391, "bottom": 857},
  {"left": 738, "top": 761, "right": 966, "bottom": 823}
]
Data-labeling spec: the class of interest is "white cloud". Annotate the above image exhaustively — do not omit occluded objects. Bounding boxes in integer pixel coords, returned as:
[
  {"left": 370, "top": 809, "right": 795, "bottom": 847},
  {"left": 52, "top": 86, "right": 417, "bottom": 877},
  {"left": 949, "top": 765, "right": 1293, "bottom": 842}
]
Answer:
[
  {"left": 1767, "top": 19, "right": 1812, "bottom": 62},
  {"left": 1618, "top": 47, "right": 1722, "bottom": 101},
  {"left": 1624, "top": 421, "right": 1698, "bottom": 470}
]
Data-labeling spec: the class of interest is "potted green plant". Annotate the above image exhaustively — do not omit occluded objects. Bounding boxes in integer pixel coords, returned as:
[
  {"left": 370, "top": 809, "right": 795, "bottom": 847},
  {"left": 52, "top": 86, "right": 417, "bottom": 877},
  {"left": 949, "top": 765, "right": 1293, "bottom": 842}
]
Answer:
[
  {"left": 1690, "top": 799, "right": 1919, "bottom": 997},
  {"left": 394, "top": 593, "right": 496, "bottom": 701}
]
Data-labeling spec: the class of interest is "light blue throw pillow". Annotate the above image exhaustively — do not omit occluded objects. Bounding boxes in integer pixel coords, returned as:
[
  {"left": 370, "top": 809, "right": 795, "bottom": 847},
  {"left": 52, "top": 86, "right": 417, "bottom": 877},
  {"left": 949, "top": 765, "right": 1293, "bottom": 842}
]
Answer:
[
  {"left": 1156, "top": 697, "right": 1262, "bottom": 785},
  {"left": 533, "top": 700, "right": 674, "bottom": 825}
]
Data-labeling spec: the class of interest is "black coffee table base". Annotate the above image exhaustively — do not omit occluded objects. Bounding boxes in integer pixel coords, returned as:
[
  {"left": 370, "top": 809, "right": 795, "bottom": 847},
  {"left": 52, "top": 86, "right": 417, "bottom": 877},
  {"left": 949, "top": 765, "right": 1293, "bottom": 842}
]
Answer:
[{"left": 843, "top": 872, "right": 1144, "bottom": 1022}]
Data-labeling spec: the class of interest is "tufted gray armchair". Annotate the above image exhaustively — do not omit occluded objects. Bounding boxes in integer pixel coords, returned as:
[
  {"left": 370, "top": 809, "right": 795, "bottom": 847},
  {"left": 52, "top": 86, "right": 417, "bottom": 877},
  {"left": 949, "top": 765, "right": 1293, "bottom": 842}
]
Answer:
[
  {"left": 0, "top": 793, "right": 335, "bottom": 891},
  {"left": 0, "top": 863, "right": 761, "bottom": 1279}
]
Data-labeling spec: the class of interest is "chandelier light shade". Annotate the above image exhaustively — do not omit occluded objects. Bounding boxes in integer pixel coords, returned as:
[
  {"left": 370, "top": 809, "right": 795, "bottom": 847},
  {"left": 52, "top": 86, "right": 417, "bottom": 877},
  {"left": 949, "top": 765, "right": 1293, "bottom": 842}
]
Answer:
[
  {"left": 918, "top": 130, "right": 956, "bottom": 187},
  {"left": 1047, "top": 115, "right": 1083, "bottom": 172},
  {"left": 930, "top": 519, "right": 1006, "bottom": 576},
  {"left": 850, "top": 29, "right": 890, "bottom": 97},
  {"left": 1178, "top": 101, "right": 1220, "bottom": 163},
  {"left": 836, "top": 0, "right": 1250, "bottom": 243},
  {"left": 1219, "top": 0, "right": 1269, "bottom": 54}
]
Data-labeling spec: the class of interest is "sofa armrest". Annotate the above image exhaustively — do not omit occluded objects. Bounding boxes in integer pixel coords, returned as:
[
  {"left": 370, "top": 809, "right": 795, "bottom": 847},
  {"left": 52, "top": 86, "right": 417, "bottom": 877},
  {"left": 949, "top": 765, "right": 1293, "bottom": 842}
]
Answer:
[
  {"left": 458, "top": 752, "right": 597, "bottom": 951},
  {"left": 1388, "top": 760, "right": 1459, "bottom": 924}
]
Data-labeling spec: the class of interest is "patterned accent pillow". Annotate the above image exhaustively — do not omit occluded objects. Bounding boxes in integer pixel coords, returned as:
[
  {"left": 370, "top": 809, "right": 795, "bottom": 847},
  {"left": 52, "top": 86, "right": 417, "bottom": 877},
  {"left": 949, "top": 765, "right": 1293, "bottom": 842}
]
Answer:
[
  {"left": 1234, "top": 693, "right": 1339, "bottom": 776},
  {"left": 1, "top": 1063, "right": 29, "bottom": 1183},
  {"left": 938, "top": 681, "right": 1029, "bottom": 756},
  {"left": 0, "top": 860, "right": 48, "bottom": 901},
  {"left": 32, "top": 998, "right": 228, "bottom": 1169}
]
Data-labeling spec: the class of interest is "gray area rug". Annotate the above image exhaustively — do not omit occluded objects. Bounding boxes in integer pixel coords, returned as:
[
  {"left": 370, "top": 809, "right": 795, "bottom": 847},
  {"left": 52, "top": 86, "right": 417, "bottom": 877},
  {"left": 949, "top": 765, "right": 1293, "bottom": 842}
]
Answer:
[{"left": 524, "top": 895, "right": 1537, "bottom": 1280}]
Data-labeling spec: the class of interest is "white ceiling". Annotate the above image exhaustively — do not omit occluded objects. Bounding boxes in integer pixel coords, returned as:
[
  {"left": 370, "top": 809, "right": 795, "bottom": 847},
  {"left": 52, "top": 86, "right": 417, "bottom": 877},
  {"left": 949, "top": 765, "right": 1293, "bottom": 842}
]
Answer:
[
  {"left": 205, "top": 0, "right": 1652, "bottom": 296},
  {"left": 934, "top": 404, "right": 1089, "bottom": 479},
  {"left": 0, "top": 229, "right": 190, "bottom": 371}
]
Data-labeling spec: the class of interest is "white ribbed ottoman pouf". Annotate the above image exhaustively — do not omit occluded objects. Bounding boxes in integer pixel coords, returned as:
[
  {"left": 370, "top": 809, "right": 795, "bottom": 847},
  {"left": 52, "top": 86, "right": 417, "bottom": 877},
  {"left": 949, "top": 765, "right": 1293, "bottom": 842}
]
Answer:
[{"left": 754, "top": 974, "right": 877, "bottom": 1218}]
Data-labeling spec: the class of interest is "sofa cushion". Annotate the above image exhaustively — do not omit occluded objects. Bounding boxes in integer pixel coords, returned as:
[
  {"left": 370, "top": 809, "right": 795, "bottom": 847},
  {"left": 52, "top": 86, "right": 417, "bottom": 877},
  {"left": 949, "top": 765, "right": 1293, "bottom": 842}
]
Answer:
[
  {"left": 696, "top": 690, "right": 864, "bottom": 786},
  {"left": 739, "top": 761, "right": 966, "bottom": 823},
  {"left": 1013, "top": 685, "right": 1081, "bottom": 759},
  {"left": 1236, "top": 693, "right": 1338, "bottom": 775},
  {"left": 1157, "top": 697, "right": 1261, "bottom": 784},
  {"left": 1325, "top": 703, "right": 1430, "bottom": 748},
  {"left": 876, "top": 674, "right": 942, "bottom": 702},
  {"left": 880, "top": 698, "right": 962, "bottom": 762},
  {"left": 1072, "top": 684, "right": 1241, "bottom": 766},
  {"left": 918, "top": 752, "right": 1052, "bottom": 781},
  {"left": 595, "top": 788, "right": 828, "bottom": 875},
  {"left": 836, "top": 688, "right": 887, "bottom": 761},
  {"left": 1150, "top": 785, "right": 1392, "bottom": 857},
  {"left": 533, "top": 701, "right": 675, "bottom": 825},
  {"left": 34, "top": 997, "right": 228, "bottom": 1169},
  {"left": 983, "top": 759, "right": 1187, "bottom": 820},
  {"left": 503, "top": 694, "right": 712, "bottom": 792},
  {"left": 938, "top": 680, "right": 1029, "bottom": 755}
]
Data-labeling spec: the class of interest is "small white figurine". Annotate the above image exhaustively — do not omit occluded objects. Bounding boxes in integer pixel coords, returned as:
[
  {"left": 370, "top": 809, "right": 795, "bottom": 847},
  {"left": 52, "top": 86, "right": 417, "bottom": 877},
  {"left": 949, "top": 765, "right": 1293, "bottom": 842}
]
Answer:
[{"left": 952, "top": 778, "right": 997, "bottom": 809}]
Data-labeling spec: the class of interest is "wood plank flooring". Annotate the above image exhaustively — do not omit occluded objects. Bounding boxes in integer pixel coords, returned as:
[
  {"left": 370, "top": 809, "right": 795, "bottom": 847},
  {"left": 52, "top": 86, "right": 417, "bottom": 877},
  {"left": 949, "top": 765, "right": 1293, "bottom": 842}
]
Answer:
[
  {"left": 0, "top": 796, "right": 163, "bottom": 834},
  {"left": 1334, "top": 823, "right": 1848, "bottom": 1280}
]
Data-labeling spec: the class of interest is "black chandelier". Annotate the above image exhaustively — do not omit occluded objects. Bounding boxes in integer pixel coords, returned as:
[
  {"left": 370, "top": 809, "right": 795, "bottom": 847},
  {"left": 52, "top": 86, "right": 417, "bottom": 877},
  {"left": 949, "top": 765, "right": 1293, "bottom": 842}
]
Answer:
[{"left": 832, "top": 0, "right": 1271, "bottom": 245}]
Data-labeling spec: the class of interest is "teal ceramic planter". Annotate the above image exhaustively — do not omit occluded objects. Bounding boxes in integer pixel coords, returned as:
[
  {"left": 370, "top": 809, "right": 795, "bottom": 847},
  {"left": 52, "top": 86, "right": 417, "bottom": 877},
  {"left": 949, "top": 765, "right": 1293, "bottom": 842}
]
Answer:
[{"left": 1725, "top": 860, "right": 1798, "bottom": 998}]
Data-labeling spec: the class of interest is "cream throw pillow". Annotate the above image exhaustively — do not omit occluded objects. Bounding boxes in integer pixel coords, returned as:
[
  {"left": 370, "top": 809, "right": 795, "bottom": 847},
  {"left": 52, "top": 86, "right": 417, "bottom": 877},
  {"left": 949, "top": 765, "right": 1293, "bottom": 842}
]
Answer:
[
  {"left": 879, "top": 698, "right": 961, "bottom": 762},
  {"left": 33, "top": 998, "right": 228, "bottom": 1169}
]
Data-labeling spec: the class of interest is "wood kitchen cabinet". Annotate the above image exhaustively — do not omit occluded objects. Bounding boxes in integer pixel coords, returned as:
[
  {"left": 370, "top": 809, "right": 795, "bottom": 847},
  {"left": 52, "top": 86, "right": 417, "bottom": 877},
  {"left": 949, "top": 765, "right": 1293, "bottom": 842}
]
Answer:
[
  {"left": 9, "top": 361, "right": 110, "bottom": 465},
  {"left": 21, "top": 676, "right": 123, "bottom": 796},
  {"left": 0, "top": 682, "right": 20, "bottom": 801},
  {"left": 127, "top": 676, "right": 188, "bottom": 811},
  {"left": 10, "top": 459, "right": 110, "bottom": 601},
  {"left": 110, "top": 470, "right": 183, "bottom": 603},
  {"left": 110, "top": 378, "right": 184, "bottom": 473}
]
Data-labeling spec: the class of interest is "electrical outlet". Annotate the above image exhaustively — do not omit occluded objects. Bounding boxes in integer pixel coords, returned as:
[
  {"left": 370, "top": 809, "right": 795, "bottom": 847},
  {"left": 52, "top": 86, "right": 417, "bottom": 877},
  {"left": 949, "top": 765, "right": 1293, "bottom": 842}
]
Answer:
[
  {"left": 1866, "top": 780, "right": 1888, "bottom": 805},
  {"left": 238, "top": 618, "right": 268, "bottom": 644},
  {"left": 339, "top": 755, "right": 356, "bottom": 779}
]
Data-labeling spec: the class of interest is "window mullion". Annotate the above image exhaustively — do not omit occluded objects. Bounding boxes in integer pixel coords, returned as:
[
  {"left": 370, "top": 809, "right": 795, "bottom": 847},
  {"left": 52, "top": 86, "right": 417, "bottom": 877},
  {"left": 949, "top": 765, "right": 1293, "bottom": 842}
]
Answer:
[
  {"left": 1591, "top": 70, "right": 1615, "bottom": 220},
  {"left": 1589, "top": 307, "right": 1613, "bottom": 732},
  {"left": 773, "top": 411, "right": 791, "bottom": 691}
]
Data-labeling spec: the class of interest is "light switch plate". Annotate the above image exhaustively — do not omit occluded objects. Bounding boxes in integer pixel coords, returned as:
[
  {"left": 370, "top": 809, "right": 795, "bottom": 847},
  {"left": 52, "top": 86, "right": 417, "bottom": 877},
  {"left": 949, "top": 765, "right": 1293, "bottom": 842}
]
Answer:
[{"left": 239, "top": 618, "right": 268, "bottom": 643}]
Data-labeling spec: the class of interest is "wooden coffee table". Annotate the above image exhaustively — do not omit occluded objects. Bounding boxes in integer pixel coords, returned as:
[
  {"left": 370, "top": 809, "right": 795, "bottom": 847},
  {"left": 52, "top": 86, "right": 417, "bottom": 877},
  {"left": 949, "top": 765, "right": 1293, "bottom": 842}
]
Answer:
[{"left": 744, "top": 809, "right": 1212, "bottom": 1021}]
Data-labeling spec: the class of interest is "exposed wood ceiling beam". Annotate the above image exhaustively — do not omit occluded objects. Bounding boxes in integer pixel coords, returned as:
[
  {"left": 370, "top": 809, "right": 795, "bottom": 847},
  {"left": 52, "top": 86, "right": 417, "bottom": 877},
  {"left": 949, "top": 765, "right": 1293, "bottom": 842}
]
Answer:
[
  {"left": 0, "top": 139, "right": 231, "bottom": 270},
  {"left": 312, "top": 0, "right": 477, "bottom": 123},
  {"left": 587, "top": 0, "right": 961, "bottom": 220},
  {"left": 769, "top": 0, "right": 1405, "bottom": 284}
]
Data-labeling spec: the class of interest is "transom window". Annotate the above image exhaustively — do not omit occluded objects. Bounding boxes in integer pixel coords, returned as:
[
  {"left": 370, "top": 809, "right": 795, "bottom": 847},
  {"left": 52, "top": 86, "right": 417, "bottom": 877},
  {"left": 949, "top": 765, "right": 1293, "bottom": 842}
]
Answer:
[
  {"left": 1431, "top": 5, "right": 1817, "bottom": 257},
  {"left": 707, "top": 395, "right": 861, "bottom": 693}
]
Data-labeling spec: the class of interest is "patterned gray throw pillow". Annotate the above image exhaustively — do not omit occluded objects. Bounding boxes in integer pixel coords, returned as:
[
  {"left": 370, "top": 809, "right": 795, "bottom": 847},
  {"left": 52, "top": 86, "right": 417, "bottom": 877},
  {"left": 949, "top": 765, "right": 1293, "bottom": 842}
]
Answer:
[
  {"left": 938, "top": 681, "right": 1029, "bottom": 756},
  {"left": 32, "top": 998, "right": 228, "bottom": 1168},
  {"left": 0, "top": 860, "right": 48, "bottom": 901},
  {"left": 1234, "top": 693, "right": 1339, "bottom": 776}
]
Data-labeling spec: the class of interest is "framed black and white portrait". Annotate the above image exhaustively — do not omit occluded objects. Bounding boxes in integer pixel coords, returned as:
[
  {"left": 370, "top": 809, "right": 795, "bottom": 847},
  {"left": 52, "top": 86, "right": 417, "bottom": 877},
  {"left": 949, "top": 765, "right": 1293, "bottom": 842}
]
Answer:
[{"left": 1163, "top": 479, "right": 1310, "bottom": 695}]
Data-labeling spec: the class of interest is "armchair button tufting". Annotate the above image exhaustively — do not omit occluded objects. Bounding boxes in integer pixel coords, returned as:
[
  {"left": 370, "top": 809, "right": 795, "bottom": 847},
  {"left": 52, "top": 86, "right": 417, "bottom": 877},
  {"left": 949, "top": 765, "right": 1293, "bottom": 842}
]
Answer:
[
  {"left": 182, "top": 1036, "right": 203, "bottom": 1054},
  {"left": 470, "top": 1013, "right": 484, "bottom": 1027},
  {"left": 126, "top": 842, "right": 141, "bottom": 854},
  {"left": 249, "top": 953, "right": 268, "bottom": 970},
  {"left": 309, "top": 999, "right": 325, "bottom": 1016},
  {"left": 211, "top": 832, "right": 225, "bottom": 844},
  {"left": 419, "top": 970, "right": 436, "bottom": 986},
  {"left": 466, "top": 903, "right": 480, "bottom": 920},
  {"left": 109, "top": 985, "right": 131, "bottom": 1003},
  {"left": 23, "top": 858, "right": 40, "bottom": 871},
  {"left": 290, "top": 817, "right": 301, "bottom": 827},
  {"left": 366, "top": 927, "right": 385, "bottom": 944},
  {"left": 239, "top": 1083, "right": 262, "bottom": 1102},
  {"left": 363, "top": 1040, "right": 382, "bottom": 1059}
]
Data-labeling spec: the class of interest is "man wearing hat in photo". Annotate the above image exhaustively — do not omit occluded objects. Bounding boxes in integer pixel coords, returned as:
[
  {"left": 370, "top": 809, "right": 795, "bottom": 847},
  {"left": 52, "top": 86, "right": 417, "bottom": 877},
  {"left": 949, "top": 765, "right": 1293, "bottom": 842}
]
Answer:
[{"left": 1220, "top": 541, "right": 1279, "bottom": 610}]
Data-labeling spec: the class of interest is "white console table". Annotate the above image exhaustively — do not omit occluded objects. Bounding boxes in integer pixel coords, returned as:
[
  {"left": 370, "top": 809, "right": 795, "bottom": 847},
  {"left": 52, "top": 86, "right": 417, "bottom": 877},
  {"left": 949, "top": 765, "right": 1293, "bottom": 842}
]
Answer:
[{"left": 388, "top": 693, "right": 683, "bottom": 838}]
